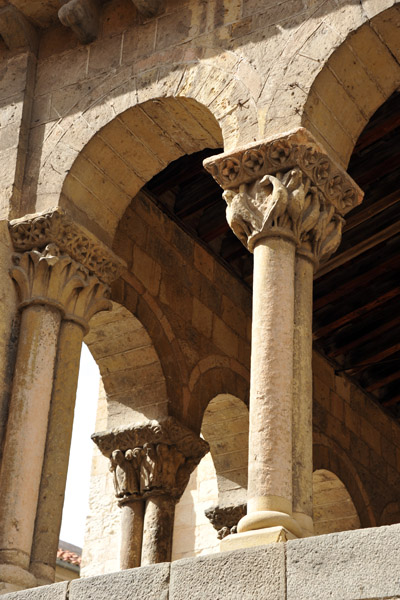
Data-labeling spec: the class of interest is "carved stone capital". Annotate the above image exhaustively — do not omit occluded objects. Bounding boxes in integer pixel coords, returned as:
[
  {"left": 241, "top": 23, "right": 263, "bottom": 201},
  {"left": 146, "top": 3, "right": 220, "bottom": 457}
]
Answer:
[
  {"left": 205, "top": 504, "right": 246, "bottom": 539},
  {"left": 9, "top": 208, "right": 124, "bottom": 285},
  {"left": 92, "top": 417, "right": 209, "bottom": 504},
  {"left": 204, "top": 128, "right": 363, "bottom": 266},
  {"left": 11, "top": 244, "right": 111, "bottom": 331}
]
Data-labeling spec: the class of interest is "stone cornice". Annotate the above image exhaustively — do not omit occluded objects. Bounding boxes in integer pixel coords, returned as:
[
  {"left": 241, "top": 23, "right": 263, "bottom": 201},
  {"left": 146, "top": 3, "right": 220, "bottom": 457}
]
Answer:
[
  {"left": 203, "top": 128, "right": 363, "bottom": 216},
  {"left": 9, "top": 208, "right": 125, "bottom": 285}
]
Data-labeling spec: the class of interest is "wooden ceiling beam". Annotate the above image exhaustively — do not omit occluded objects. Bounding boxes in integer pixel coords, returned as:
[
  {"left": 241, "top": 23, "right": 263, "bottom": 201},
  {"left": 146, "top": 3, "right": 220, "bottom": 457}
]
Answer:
[
  {"left": 313, "top": 255, "right": 399, "bottom": 311},
  {"left": 314, "top": 286, "right": 400, "bottom": 340},
  {"left": 346, "top": 343, "right": 400, "bottom": 376},
  {"left": 316, "top": 221, "right": 400, "bottom": 278},
  {"left": 366, "top": 369, "right": 400, "bottom": 392},
  {"left": 344, "top": 191, "right": 400, "bottom": 233},
  {"left": 328, "top": 314, "right": 400, "bottom": 358}
]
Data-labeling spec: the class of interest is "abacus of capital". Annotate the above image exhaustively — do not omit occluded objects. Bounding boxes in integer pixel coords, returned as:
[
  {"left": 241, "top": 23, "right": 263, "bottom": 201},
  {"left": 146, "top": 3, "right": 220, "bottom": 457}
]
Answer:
[
  {"left": 204, "top": 127, "right": 363, "bottom": 548},
  {"left": 0, "top": 209, "right": 123, "bottom": 592},
  {"left": 92, "top": 417, "right": 209, "bottom": 568}
]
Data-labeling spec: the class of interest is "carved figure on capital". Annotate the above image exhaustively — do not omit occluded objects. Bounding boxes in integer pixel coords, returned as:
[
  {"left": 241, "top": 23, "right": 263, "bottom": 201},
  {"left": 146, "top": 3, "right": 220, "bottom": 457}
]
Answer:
[{"left": 93, "top": 418, "right": 209, "bottom": 505}]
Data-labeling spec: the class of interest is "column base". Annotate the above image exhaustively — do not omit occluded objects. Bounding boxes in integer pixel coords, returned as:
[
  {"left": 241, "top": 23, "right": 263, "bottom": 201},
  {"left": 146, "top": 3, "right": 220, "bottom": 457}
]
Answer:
[
  {"left": 0, "top": 564, "right": 36, "bottom": 593},
  {"left": 220, "top": 526, "right": 297, "bottom": 551}
]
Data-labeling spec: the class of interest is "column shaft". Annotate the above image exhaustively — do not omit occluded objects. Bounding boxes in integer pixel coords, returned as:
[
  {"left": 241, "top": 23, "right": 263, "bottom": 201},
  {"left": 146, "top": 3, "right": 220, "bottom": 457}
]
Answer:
[
  {"left": 292, "top": 254, "right": 314, "bottom": 536},
  {"left": 141, "top": 495, "right": 176, "bottom": 565},
  {"left": 30, "top": 320, "right": 84, "bottom": 585},
  {"left": 248, "top": 237, "right": 295, "bottom": 513},
  {"left": 120, "top": 501, "right": 145, "bottom": 570},
  {"left": 0, "top": 305, "right": 61, "bottom": 590}
]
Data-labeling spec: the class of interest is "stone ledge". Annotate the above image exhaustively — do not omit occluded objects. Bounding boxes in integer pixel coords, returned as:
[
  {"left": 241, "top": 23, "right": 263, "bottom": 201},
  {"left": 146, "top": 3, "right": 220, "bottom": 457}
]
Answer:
[
  {"left": 170, "top": 544, "right": 286, "bottom": 600},
  {"left": 1, "top": 525, "right": 400, "bottom": 600},
  {"left": 69, "top": 563, "right": 170, "bottom": 600},
  {"left": 287, "top": 524, "right": 400, "bottom": 600},
  {"left": 0, "top": 581, "right": 68, "bottom": 600}
]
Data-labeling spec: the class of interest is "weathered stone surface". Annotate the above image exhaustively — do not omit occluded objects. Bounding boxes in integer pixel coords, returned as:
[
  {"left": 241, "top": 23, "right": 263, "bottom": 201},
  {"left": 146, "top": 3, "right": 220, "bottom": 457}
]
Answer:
[
  {"left": 170, "top": 544, "right": 285, "bottom": 600},
  {"left": 287, "top": 524, "right": 400, "bottom": 600},
  {"left": 69, "top": 563, "right": 170, "bottom": 600},
  {"left": 1, "top": 581, "right": 68, "bottom": 600}
]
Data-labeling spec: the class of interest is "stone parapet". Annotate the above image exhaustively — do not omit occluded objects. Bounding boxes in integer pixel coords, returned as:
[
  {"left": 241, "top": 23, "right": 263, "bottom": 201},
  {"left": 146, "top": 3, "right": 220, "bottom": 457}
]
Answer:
[{"left": 1, "top": 525, "right": 399, "bottom": 599}]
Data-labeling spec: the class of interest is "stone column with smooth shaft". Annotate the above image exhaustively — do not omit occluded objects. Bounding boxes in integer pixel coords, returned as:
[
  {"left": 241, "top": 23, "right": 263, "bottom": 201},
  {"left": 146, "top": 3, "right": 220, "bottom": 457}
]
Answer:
[
  {"left": 238, "top": 236, "right": 301, "bottom": 536},
  {"left": 0, "top": 304, "right": 61, "bottom": 593},
  {"left": 292, "top": 253, "right": 314, "bottom": 536},
  {"left": 204, "top": 128, "right": 364, "bottom": 547},
  {"left": 120, "top": 501, "right": 145, "bottom": 569},
  {"left": 29, "top": 320, "right": 84, "bottom": 585},
  {"left": 141, "top": 496, "right": 176, "bottom": 565}
]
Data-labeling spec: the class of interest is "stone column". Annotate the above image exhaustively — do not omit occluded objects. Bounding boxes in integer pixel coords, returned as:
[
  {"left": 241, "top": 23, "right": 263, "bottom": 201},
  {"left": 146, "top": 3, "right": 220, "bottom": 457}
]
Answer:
[
  {"left": 0, "top": 209, "right": 122, "bottom": 592},
  {"left": 204, "top": 128, "right": 363, "bottom": 548},
  {"left": 30, "top": 282, "right": 111, "bottom": 585},
  {"left": 93, "top": 417, "right": 209, "bottom": 567}
]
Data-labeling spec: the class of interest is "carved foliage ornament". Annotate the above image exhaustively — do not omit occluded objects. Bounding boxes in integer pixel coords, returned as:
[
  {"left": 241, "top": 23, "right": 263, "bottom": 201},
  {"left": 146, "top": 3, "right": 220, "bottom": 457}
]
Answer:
[
  {"left": 9, "top": 208, "right": 123, "bottom": 285},
  {"left": 92, "top": 417, "right": 209, "bottom": 504},
  {"left": 11, "top": 244, "right": 111, "bottom": 331},
  {"left": 223, "top": 168, "right": 345, "bottom": 264},
  {"left": 204, "top": 129, "right": 363, "bottom": 264}
]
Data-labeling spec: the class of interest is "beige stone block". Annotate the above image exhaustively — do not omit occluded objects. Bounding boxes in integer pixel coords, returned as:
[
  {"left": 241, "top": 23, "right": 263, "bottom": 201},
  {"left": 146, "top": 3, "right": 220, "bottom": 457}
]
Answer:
[
  {"left": 220, "top": 526, "right": 295, "bottom": 552},
  {"left": 349, "top": 24, "right": 400, "bottom": 97},
  {"left": 155, "top": 7, "right": 193, "bottom": 51},
  {"left": 361, "top": 418, "right": 381, "bottom": 456},
  {"left": 194, "top": 243, "right": 214, "bottom": 281},
  {"left": 371, "top": 6, "right": 400, "bottom": 63},
  {"left": 120, "top": 104, "right": 182, "bottom": 166},
  {"left": 361, "top": 0, "right": 397, "bottom": 18},
  {"left": 88, "top": 34, "right": 122, "bottom": 76},
  {"left": 192, "top": 297, "right": 213, "bottom": 339},
  {"left": 212, "top": 316, "right": 239, "bottom": 358},
  {"left": 328, "top": 41, "right": 386, "bottom": 118},
  {"left": 132, "top": 246, "right": 161, "bottom": 297},
  {"left": 35, "top": 46, "right": 89, "bottom": 96}
]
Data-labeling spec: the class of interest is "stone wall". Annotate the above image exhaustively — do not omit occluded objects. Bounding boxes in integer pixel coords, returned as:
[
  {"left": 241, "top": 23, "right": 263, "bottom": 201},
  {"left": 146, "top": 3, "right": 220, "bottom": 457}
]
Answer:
[
  {"left": 14, "top": 0, "right": 398, "bottom": 241},
  {"left": 313, "top": 351, "right": 400, "bottom": 527},
  {"left": 4, "top": 525, "right": 400, "bottom": 600}
]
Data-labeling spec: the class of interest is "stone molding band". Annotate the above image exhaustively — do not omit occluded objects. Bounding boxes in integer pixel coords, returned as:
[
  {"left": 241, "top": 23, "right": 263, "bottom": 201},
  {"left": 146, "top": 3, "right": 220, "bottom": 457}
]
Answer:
[
  {"left": 203, "top": 128, "right": 363, "bottom": 215},
  {"left": 93, "top": 417, "right": 209, "bottom": 505},
  {"left": 9, "top": 207, "right": 124, "bottom": 285}
]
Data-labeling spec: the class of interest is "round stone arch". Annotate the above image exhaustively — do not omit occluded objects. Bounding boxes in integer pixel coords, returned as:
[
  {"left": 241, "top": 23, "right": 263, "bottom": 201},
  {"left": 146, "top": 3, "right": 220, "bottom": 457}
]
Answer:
[
  {"left": 313, "top": 469, "right": 361, "bottom": 535},
  {"left": 313, "top": 432, "right": 377, "bottom": 528},
  {"left": 259, "top": 2, "right": 399, "bottom": 166},
  {"left": 301, "top": 4, "right": 400, "bottom": 167},
  {"left": 32, "top": 52, "right": 258, "bottom": 232},
  {"left": 201, "top": 393, "right": 249, "bottom": 507},
  {"left": 186, "top": 356, "right": 249, "bottom": 433},
  {"left": 85, "top": 296, "right": 185, "bottom": 426}
]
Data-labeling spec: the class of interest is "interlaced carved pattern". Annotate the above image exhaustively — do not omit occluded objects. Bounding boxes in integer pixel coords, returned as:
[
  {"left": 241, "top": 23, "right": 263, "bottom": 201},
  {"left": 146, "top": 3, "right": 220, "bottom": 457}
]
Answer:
[
  {"left": 9, "top": 208, "right": 123, "bottom": 285},
  {"left": 92, "top": 417, "right": 209, "bottom": 504}
]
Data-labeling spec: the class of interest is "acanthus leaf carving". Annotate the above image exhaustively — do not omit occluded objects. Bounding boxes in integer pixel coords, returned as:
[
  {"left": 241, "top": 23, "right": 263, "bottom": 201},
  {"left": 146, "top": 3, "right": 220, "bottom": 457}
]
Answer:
[{"left": 11, "top": 244, "right": 111, "bottom": 330}]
